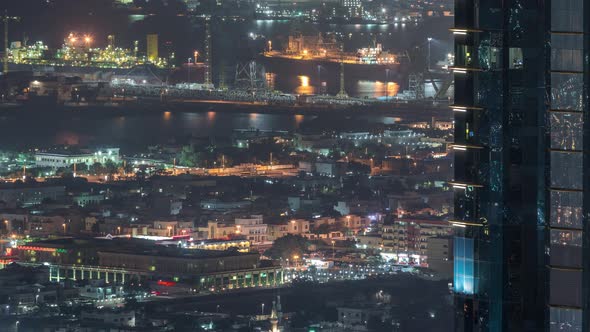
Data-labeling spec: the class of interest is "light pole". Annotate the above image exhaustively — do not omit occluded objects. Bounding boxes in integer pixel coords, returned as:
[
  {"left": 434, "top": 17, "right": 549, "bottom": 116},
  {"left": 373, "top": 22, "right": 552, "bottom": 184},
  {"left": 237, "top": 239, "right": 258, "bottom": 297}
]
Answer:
[
  {"left": 331, "top": 240, "right": 335, "bottom": 259},
  {"left": 317, "top": 65, "right": 322, "bottom": 94},
  {"left": 187, "top": 58, "right": 192, "bottom": 83},
  {"left": 427, "top": 37, "right": 433, "bottom": 72},
  {"left": 261, "top": 302, "right": 265, "bottom": 315},
  {"left": 385, "top": 68, "right": 390, "bottom": 101}
]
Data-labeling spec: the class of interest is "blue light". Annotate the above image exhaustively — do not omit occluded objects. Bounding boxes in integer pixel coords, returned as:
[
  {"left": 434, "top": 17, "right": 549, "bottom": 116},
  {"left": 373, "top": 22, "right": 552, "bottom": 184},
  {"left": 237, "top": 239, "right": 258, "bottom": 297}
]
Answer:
[{"left": 454, "top": 237, "right": 475, "bottom": 294}]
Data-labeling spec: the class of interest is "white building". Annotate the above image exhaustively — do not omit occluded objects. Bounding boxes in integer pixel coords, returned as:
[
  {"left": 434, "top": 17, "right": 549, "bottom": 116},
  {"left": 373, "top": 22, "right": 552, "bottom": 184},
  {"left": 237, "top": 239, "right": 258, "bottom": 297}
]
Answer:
[
  {"left": 235, "top": 215, "right": 268, "bottom": 244},
  {"left": 34, "top": 148, "right": 120, "bottom": 168},
  {"left": 78, "top": 279, "right": 125, "bottom": 301},
  {"left": 81, "top": 309, "right": 136, "bottom": 327}
]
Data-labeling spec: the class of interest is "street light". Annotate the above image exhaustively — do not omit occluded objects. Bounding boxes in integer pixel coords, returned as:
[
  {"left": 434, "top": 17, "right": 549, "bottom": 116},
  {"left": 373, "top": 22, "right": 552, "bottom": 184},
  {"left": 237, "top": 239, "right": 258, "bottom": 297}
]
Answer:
[
  {"left": 331, "top": 240, "right": 335, "bottom": 259},
  {"left": 261, "top": 302, "right": 265, "bottom": 315},
  {"left": 317, "top": 65, "right": 325, "bottom": 94},
  {"left": 427, "top": 37, "right": 433, "bottom": 72},
  {"left": 194, "top": 50, "right": 199, "bottom": 63},
  {"left": 385, "top": 68, "right": 390, "bottom": 101},
  {"left": 187, "top": 58, "right": 192, "bottom": 83}
]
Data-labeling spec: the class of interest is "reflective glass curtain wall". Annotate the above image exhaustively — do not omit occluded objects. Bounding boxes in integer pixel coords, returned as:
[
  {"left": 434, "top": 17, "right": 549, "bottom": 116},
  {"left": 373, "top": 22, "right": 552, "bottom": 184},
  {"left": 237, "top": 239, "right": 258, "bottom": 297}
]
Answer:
[{"left": 452, "top": 0, "right": 588, "bottom": 331}]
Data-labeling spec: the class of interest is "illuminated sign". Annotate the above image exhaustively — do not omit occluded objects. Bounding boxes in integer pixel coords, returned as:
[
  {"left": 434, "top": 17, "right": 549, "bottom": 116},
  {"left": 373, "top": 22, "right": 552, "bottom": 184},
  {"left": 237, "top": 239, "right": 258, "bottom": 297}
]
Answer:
[
  {"left": 156, "top": 280, "right": 176, "bottom": 287},
  {"left": 17, "top": 246, "right": 67, "bottom": 253}
]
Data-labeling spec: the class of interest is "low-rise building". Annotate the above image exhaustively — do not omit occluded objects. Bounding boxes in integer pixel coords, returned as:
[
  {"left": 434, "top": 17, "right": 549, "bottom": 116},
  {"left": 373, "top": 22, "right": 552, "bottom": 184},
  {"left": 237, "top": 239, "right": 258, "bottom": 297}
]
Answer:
[
  {"left": 34, "top": 147, "right": 120, "bottom": 168},
  {"left": 381, "top": 218, "right": 451, "bottom": 255},
  {"left": 267, "top": 219, "right": 310, "bottom": 240},
  {"left": 77, "top": 279, "right": 125, "bottom": 300},
  {"left": 0, "top": 183, "right": 65, "bottom": 207},
  {"left": 81, "top": 309, "right": 136, "bottom": 327}
]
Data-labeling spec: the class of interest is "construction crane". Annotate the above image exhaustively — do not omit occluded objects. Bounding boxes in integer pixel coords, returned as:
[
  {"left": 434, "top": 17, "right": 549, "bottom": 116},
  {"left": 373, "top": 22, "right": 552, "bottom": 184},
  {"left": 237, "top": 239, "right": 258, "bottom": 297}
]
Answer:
[
  {"left": 1, "top": 10, "right": 19, "bottom": 75},
  {"left": 336, "top": 42, "right": 348, "bottom": 98},
  {"left": 204, "top": 16, "right": 212, "bottom": 87}
]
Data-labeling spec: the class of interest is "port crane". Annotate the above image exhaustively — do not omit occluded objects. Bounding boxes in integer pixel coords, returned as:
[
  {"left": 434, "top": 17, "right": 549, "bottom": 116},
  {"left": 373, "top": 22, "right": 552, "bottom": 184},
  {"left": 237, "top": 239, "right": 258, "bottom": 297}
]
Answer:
[{"left": 1, "top": 10, "right": 19, "bottom": 75}]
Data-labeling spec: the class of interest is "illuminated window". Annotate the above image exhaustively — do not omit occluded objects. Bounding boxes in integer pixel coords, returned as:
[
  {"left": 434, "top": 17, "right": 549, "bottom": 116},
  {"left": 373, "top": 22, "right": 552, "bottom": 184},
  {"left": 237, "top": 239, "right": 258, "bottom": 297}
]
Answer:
[
  {"left": 550, "top": 191, "right": 582, "bottom": 229},
  {"left": 509, "top": 48, "right": 523, "bottom": 69}
]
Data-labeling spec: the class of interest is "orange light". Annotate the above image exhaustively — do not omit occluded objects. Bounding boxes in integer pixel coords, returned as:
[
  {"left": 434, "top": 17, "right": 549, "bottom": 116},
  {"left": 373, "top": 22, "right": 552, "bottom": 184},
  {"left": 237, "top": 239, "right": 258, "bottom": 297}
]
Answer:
[{"left": 299, "top": 75, "right": 309, "bottom": 87}]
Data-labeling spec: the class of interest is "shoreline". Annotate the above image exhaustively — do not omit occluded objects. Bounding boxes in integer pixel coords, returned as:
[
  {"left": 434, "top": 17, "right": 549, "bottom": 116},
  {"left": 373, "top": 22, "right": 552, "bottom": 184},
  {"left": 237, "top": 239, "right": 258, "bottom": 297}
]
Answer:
[{"left": 0, "top": 100, "right": 452, "bottom": 120}]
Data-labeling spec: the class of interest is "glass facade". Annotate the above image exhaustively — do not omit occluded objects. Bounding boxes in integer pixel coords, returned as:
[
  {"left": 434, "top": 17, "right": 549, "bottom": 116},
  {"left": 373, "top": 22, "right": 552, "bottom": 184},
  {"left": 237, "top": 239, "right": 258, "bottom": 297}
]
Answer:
[
  {"left": 453, "top": 0, "right": 588, "bottom": 331},
  {"left": 454, "top": 237, "right": 475, "bottom": 295}
]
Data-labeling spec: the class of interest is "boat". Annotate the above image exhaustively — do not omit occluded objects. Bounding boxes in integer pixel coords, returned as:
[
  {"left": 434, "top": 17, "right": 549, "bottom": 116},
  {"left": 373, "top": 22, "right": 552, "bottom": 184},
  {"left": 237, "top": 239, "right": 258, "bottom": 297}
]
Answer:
[{"left": 262, "top": 33, "right": 402, "bottom": 66}]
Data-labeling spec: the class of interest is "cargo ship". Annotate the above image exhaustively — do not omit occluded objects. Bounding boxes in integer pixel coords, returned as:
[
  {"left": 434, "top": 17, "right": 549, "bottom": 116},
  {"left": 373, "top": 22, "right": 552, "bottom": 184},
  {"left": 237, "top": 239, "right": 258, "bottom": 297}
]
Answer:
[{"left": 262, "top": 33, "right": 403, "bottom": 66}]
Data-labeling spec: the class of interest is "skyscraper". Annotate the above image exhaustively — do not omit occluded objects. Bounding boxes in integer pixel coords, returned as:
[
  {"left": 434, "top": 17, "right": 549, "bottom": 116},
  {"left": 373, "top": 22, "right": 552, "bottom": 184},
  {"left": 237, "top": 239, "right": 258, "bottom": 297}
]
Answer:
[{"left": 451, "top": 1, "right": 585, "bottom": 331}]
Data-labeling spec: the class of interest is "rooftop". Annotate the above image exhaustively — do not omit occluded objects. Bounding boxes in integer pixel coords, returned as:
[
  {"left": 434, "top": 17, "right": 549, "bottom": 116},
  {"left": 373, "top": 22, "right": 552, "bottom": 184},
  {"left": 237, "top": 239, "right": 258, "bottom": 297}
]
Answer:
[{"left": 20, "top": 237, "right": 257, "bottom": 259}]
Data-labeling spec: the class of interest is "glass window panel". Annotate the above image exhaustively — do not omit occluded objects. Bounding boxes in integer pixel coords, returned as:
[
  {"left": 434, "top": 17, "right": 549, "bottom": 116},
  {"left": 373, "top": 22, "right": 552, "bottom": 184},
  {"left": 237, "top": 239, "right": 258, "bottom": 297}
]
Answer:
[
  {"left": 551, "top": 34, "right": 583, "bottom": 72},
  {"left": 478, "top": 45, "right": 501, "bottom": 70},
  {"left": 551, "top": 73, "right": 583, "bottom": 110},
  {"left": 550, "top": 112, "right": 583, "bottom": 150},
  {"left": 550, "top": 152, "right": 582, "bottom": 190},
  {"left": 551, "top": 0, "right": 583, "bottom": 32},
  {"left": 455, "top": 44, "right": 475, "bottom": 67},
  {"left": 454, "top": 237, "right": 475, "bottom": 295},
  {"left": 454, "top": 187, "right": 478, "bottom": 222},
  {"left": 550, "top": 229, "right": 582, "bottom": 268},
  {"left": 549, "top": 269, "right": 582, "bottom": 307},
  {"left": 550, "top": 307, "right": 582, "bottom": 332},
  {"left": 509, "top": 48, "right": 523, "bottom": 69},
  {"left": 550, "top": 242, "right": 582, "bottom": 268},
  {"left": 550, "top": 191, "right": 583, "bottom": 229},
  {"left": 551, "top": 229, "right": 582, "bottom": 247}
]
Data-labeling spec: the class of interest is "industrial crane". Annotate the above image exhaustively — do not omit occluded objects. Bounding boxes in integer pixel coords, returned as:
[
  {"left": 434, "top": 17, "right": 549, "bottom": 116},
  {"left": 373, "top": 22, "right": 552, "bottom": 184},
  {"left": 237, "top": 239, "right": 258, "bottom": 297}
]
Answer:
[{"left": 1, "top": 10, "right": 19, "bottom": 75}]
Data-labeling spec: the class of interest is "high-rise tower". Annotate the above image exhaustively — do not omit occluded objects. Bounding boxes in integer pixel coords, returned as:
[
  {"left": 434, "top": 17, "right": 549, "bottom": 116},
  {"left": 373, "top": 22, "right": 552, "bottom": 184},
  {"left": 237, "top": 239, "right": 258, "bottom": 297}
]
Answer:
[{"left": 452, "top": 1, "right": 586, "bottom": 331}]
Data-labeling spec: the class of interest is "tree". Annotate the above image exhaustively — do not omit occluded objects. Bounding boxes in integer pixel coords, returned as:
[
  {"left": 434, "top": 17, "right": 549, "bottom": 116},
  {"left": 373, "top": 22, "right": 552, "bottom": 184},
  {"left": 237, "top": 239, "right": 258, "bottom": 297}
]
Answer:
[
  {"left": 104, "top": 160, "right": 118, "bottom": 175},
  {"left": 179, "top": 145, "right": 201, "bottom": 167},
  {"left": 264, "top": 234, "right": 309, "bottom": 260},
  {"left": 90, "top": 162, "right": 105, "bottom": 174}
]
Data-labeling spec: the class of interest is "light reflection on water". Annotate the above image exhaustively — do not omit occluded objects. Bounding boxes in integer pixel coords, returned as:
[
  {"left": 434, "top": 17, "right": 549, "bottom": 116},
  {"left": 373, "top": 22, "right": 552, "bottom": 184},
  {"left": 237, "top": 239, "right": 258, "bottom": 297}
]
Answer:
[
  {"left": 295, "top": 75, "right": 315, "bottom": 95},
  {"left": 356, "top": 80, "right": 400, "bottom": 99}
]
